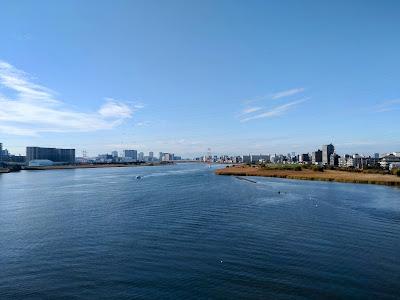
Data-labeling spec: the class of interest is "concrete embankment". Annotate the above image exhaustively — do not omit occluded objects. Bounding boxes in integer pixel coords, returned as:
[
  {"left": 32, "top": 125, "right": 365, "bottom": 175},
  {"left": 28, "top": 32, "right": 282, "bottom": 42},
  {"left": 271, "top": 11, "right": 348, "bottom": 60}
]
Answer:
[{"left": 216, "top": 166, "right": 400, "bottom": 187}]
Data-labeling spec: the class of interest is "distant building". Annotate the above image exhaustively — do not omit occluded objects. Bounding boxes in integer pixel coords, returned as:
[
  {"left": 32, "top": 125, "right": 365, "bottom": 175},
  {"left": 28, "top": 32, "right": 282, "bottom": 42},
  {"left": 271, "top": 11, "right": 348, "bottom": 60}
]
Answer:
[
  {"left": 112, "top": 151, "right": 118, "bottom": 158},
  {"left": 271, "top": 154, "right": 284, "bottom": 164},
  {"left": 232, "top": 156, "right": 242, "bottom": 164},
  {"left": 250, "top": 154, "right": 270, "bottom": 164},
  {"left": 123, "top": 150, "right": 137, "bottom": 161},
  {"left": 28, "top": 159, "right": 54, "bottom": 167},
  {"left": 312, "top": 150, "right": 322, "bottom": 164},
  {"left": 330, "top": 153, "right": 340, "bottom": 166},
  {"left": 299, "top": 153, "right": 310, "bottom": 163},
  {"left": 322, "top": 144, "right": 334, "bottom": 165},
  {"left": 242, "top": 155, "right": 251, "bottom": 164},
  {"left": 0, "top": 143, "right": 11, "bottom": 162},
  {"left": 97, "top": 154, "right": 114, "bottom": 163},
  {"left": 389, "top": 162, "right": 400, "bottom": 171},
  {"left": 149, "top": 152, "right": 154, "bottom": 161},
  {"left": 161, "top": 153, "right": 174, "bottom": 161},
  {"left": 138, "top": 152, "right": 144, "bottom": 161},
  {"left": 374, "top": 153, "right": 380, "bottom": 159},
  {"left": 26, "top": 147, "right": 75, "bottom": 164},
  {"left": 338, "top": 156, "right": 347, "bottom": 168},
  {"left": 380, "top": 154, "right": 400, "bottom": 169},
  {"left": 5, "top": 155, "right": 26, "bottom": 163}
]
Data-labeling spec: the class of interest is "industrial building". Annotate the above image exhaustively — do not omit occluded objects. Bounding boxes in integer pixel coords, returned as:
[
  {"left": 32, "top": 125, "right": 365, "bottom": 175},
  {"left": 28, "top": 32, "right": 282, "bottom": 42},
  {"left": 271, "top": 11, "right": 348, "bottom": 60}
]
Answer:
[{"left": 26, "top": 147, "right": 75, "bottom": 164}]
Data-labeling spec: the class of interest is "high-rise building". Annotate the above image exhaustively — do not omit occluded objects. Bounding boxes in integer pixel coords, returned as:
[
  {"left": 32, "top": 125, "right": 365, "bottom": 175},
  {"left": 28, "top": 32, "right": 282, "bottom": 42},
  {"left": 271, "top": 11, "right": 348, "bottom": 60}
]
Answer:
[
  {"left": 322, "top": 144, "right": 335, "bottom": 165},
  {"left": 250, "top": 154, "right": 270, "bottom": 164},
  {"left": 138, "top": 152, "right": 144, "bottom": 161},
  {"left": 26, "top": 147, "right": 75, "bottom": 163},
  {"left": 299, "top": 153, "right": 310, "bottom": 163},
  {"left": 242, "top": 155, "right": 251, "bottom": 164},
  {"left": 312, "top": 150, "right": 322, "bottom": 164},
  {"left": 123, "top": 150, "right": 137, "bottom": 160},
  {"left": 149, "top": 151, "right": 154, "bottom": 161},
  {"left": 374, "top": 153, "right": 380, "bottom": 159},
  {"left": 330, "top": 153, "right": 340, "bottom": 166},
  {"left": 161, "top": 153, "right": 174, "bottom": 161},
  {"left": 112, "top": 151, "right": 118, "bottom": 158},
  {"left": 0, "top": 143, "right": 7, "bottom": 161}
]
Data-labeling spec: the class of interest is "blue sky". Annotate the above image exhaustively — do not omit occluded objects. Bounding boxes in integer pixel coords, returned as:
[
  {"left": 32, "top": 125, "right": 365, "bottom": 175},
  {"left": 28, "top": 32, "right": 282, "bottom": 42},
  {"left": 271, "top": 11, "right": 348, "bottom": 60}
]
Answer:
[{"left": 0, "top": 0, "right": 399, "bottom": 157}]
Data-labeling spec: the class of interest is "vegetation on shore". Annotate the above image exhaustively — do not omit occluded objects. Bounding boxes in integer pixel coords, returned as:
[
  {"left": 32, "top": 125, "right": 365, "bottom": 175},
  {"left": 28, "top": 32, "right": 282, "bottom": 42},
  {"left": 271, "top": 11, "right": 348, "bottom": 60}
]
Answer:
[
  {"left": 216, "top": 164, "right": 400, "bottom": 186},
  {"left": 0, "top": 165, "right": 22, "bottom": 173},
  {"left": 0, "top": 168, "right": 10, "bottom": 173}
]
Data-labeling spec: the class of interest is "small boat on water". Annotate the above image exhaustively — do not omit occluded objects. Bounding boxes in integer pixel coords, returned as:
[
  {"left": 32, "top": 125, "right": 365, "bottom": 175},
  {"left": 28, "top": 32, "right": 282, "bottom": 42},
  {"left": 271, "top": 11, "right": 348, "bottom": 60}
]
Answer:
[{"left": 136, "top": 176, "right": 142, "bottom": 179}]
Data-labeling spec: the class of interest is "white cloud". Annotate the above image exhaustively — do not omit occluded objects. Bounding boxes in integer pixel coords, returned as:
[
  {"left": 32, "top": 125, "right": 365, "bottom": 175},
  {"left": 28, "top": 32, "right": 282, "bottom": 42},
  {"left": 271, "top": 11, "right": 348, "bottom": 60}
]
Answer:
[
  {"left": 240, "top": 99, "right": 307, "bottom": 122},
  {"left": 376, "top": 99, "right": 400, "bottom": 113},
  {"left": 0, "top": 60, "right": 140, "bottom": 136},
  {"left": 99, "top": 98, "right": 134, "bottom": 118},
  {"left": 271, "top": 88, "right": 305, "bottom": 100},
  {"left": 0, "top": 124, "right": 38, "bottom": 136}
]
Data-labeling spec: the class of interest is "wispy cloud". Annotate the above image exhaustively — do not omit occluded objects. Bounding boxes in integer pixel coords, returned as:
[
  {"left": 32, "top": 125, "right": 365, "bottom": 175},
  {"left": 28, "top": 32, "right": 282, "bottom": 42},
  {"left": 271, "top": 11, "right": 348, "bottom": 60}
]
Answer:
[
  {"left": 0, "top": 60, "right": 141, "bottom": 136},
  {"left": 240, "top": 98, "right": 307, "bottom": 122},
  {"left": 271, "top": 87, "right": 305, "bottom": 100},
  {"left": 241, "top": 87, "right": 305, "bottom": 105},
  {"left": 376, "top": 99, "right": 400, "bottom": 113},
  {"left": 135, "top": 121, "right": 151, "bottom": 127},
  {"left": 241, "top": 107, "right": 262, "bottom": 115}
]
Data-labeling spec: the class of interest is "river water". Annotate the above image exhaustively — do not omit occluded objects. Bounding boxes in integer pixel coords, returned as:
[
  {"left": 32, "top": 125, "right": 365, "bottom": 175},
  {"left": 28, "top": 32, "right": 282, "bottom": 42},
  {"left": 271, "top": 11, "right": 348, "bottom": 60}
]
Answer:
[{"left": 0, "top": 163, "right": 399, "bottom": 299}]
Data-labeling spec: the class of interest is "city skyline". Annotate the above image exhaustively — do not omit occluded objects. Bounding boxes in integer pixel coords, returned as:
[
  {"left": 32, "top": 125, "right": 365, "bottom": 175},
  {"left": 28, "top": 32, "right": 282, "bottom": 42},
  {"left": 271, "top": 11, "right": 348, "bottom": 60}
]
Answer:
[{"left": 1, "top": 1, "right": 400, "bottom": 156}]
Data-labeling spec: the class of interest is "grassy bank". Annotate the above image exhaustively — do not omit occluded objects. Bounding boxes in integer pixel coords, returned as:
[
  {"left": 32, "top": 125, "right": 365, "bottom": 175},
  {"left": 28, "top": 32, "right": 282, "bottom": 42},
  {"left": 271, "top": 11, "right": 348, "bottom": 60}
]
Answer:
[{"left": 216, "top": 165, "right": 400, "bottom": 186}]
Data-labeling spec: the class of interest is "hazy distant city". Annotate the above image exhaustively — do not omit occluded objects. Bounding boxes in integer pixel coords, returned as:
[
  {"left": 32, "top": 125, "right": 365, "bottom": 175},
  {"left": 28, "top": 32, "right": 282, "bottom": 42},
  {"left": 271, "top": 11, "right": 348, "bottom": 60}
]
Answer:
[{"left": 1, "top": 141, "right": 399, "bottom": 172}]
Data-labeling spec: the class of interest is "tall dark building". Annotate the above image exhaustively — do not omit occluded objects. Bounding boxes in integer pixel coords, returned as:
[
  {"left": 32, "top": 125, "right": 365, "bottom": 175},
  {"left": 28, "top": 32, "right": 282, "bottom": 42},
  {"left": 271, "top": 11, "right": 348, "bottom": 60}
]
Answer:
[
  {"left": 26, "top": 147, "right": 75, "bottom": 163},
  {"left": 322, "top": 144, "right": 335, "bottom": 165},
  {"left": 312, "top": 150, "right": 322, "bottom": 164},
  {"left": 330, "top": 153, "right": 340, "bottom": 166},
  {"left": 299, "top": 153, "right": 310, "bottom": 163}
]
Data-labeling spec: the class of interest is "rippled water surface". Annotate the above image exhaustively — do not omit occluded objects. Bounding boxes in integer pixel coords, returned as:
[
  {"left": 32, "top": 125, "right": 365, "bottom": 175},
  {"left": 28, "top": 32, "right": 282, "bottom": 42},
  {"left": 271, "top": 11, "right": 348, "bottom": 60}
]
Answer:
[{"left": 1, "top": 164, "right": 400, "bottom": 299}]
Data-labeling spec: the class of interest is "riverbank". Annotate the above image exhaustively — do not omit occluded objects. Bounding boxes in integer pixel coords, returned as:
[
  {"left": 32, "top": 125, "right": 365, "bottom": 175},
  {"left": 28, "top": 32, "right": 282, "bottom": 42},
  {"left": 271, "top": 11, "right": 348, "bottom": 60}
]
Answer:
[
  {"left": 0, "top": 168, "right": 10, "bottom": 173},
  {"left": 216, "top": 165, "right": 400, "bottom": 186}
]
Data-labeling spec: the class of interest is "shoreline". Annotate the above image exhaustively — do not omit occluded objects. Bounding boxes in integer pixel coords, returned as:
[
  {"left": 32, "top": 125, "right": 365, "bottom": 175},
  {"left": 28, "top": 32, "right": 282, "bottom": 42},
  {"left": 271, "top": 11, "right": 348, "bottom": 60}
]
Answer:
[{"left": 215, "top": 166, "right": 400, "bottom": 187}]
